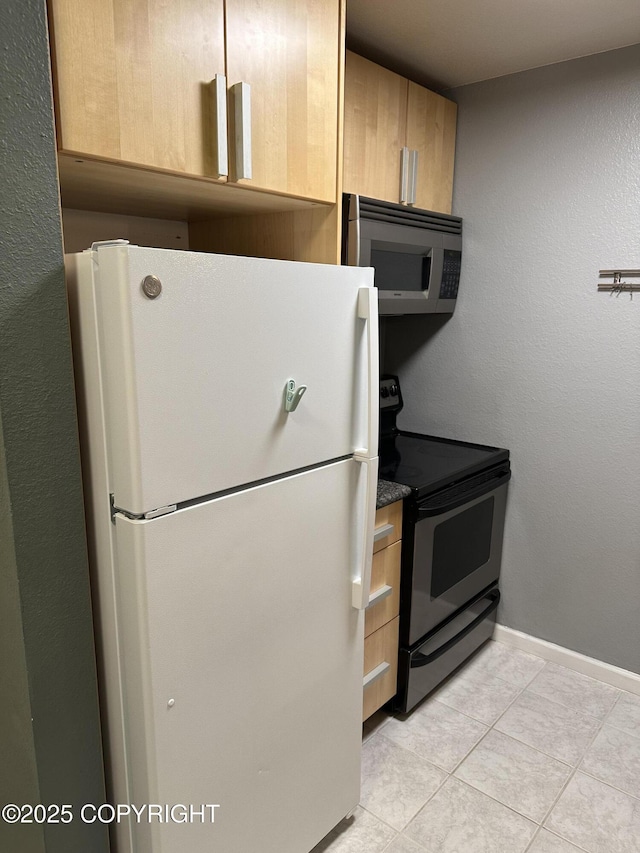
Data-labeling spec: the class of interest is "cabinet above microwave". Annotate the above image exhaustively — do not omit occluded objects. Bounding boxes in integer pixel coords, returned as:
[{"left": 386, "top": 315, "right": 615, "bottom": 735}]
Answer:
[{"left": 342, "top": 195, "right": 463, "bottom": 316}]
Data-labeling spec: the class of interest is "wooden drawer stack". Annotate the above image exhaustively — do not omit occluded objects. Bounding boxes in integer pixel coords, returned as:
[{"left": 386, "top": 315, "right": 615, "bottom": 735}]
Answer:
[{"left": 363, "top": 500, "right": 402, "bottom": 721}]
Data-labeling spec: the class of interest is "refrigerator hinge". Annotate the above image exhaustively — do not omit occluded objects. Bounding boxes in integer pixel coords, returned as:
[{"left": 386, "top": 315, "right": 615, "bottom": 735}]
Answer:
[
  {"left": 110, "top": 494, "right": 176, "bottom": 523},
  {"left": 87, "top": 239, "right": 130, "bottom": 253}
]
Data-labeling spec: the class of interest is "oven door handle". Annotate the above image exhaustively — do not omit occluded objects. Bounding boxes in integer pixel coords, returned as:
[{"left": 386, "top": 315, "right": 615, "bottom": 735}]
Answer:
[
  {"left": 417, "top": 469, "right": 511, "bottom": 519},
  {"left": 410, "top": 590, "right": 500, "bottom": 668}
]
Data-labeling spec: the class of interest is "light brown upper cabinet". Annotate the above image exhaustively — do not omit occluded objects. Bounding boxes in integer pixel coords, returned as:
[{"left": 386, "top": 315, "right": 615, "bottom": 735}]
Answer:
[
  {"left": 342, "top": 53, "right": 408, "bottom": 205},
  {"left": 343, "top": 52, "right": 457, "bottom": 214},
  {"left": 225, "top": 0, "right": 340, "bottom": 200},
  {"left": 405, "top": 82, "right": 457, "bottom": 214},
  {"left": 48, "top": 0, "right": 342, "bottom": 202},
  {"left": 49, "top": 0, "right": 227, "bottom": 181}
]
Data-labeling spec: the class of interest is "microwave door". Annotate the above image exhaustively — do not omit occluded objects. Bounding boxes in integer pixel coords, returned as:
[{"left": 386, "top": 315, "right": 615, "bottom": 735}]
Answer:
[
  {"left": 355, "top": 219, "right": 445, "bottom": 315},
  {"left": 366, "top": 242, "right": 443, "bottom": 315}
]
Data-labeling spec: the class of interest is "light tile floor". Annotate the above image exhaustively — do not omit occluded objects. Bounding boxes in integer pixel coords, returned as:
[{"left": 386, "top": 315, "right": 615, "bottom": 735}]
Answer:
[{"left": 311, "top": 639, "right": 640, "bottom": 853}]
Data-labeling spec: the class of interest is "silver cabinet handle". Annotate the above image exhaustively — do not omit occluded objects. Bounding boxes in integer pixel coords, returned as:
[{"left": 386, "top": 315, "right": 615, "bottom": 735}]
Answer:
[
  {"left": 367, "top": 584, "right": 393, "bottom": 608},
  {"left": 363, "top": 661, "right": 390, "bottom": 689},
  {"left": 400, "top": 146, "right": 409, "bottom": 203},
  {"left": 408, "top": 149, "right": 418, "bottom": 205},
  {"left": 373, "top": 522, "right": 394, "bottom": 542},
  {"left": 213, "top": 74, "right": 228, "bottom": 178},
  {"left": 231, "top": 81, "right": 252, "bottom": 180}
]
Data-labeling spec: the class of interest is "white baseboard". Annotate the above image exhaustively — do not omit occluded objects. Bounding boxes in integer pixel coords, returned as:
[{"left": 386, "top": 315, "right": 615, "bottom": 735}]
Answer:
[{"left": 493, "top": 624, "right": 640, "bottom": 697}]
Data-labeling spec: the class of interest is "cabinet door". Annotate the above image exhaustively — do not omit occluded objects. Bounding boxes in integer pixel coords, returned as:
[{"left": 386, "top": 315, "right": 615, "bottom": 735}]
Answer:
[
  {"left": 49, "top": 0, "right": 225, "bottom": 178},
  {"left": 343, "top": 52, "right": 408, "bottom": 203},
  {"left": 225, "top": 0, "right": 340, "bottom": 201},
  {"left": 363, "top": 617, "right": 399, "bottom": 721},
  {"left": 406, "top": 82, "right": 457, "bottom": 214}
]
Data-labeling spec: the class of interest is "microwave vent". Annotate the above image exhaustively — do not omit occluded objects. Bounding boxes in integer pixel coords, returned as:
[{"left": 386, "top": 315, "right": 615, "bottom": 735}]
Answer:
[{"left": 357, "top": 196, "right": 462, "bottom": 236}]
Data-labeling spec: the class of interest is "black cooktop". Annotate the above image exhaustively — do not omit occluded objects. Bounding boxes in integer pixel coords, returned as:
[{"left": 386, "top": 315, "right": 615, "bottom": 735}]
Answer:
[{"left": 379, "top": 431, "right": 509, "bottom": 500}]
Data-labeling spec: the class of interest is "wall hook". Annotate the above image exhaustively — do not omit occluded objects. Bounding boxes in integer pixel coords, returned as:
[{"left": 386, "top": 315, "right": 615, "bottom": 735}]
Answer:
[{"left": 597, "top": 269, "right": 640, "bottom": 299}]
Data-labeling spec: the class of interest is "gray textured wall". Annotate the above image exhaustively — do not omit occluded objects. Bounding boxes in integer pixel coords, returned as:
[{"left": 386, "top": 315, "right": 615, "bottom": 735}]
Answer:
[
  {"left": 0, "top": 0, "right": 109, "bottom": 850},
  {"left": 386, "top": 44, "right": 640, "bottom": 674}
]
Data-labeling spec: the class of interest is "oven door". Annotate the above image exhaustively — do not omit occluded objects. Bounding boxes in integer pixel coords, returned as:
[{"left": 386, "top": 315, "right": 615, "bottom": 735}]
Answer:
[{"left": 402, "top": 467, "right": 510, "bottom": 646}]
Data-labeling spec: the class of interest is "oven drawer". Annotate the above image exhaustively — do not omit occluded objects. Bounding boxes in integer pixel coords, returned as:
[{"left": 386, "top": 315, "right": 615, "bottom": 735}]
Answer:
[
  {"left": 363, "top": 617, "right": 399, "bottom": 721},
  {"left": 395, "top": 587, "right": 500, "bottom": 714},
  {"left": 365, "top": 540, "right": 401, "bottom": 638},
  {"left": 373, "top": 501, "right": 402, "bottom": 553}
]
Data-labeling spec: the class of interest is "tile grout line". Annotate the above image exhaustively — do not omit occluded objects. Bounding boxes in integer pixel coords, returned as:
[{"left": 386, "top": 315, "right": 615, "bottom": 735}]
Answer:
[
  {"left": 523, "top": 825, "right": 592, "bottom": 853},
  {"left": 370, "top": 649, "right": 558, "bottom": 849},
  {"left": 358, "top": 646, "right": 636, "bottom": 853},
  {"left": 430, "top": 663, "right": 536, "bottom": 728},
  {"left": 577, "top": 767, "right": 640, "bottom": 802},
  {"left": 437, "top": 654, "right": 616, "bottom": 851},
  {"left": 443, "top": 665, "right": 568, "bottom": 852},
  {"left": 522, "top": 685, "right": 616, "bottom": 852},
  {"left": 524, "top": 685, "right": 619, "bottom": 721},
  {"left": 360, "top": 729, "right": 454, "bottom": 838}
]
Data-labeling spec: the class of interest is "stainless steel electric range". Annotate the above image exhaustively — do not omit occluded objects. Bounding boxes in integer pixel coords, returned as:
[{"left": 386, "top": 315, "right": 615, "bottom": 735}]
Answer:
[{"left": 379, "top": 376, "right": 511, "bottom": 714}]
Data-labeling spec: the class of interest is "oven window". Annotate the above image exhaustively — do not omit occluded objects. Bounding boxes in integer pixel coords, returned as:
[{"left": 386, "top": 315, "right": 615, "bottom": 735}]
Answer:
[
  {"left": 370, "top": 248, "right": 431, "bottom": 292},
  {"left": 431, "top": 498, "right": 494, "bottom": 599}
]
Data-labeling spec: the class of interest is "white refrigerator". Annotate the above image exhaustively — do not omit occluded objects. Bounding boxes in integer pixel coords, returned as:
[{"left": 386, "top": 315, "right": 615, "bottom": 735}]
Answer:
[{"left": 67, "top": 242, "right": 378, "bottom": 853}]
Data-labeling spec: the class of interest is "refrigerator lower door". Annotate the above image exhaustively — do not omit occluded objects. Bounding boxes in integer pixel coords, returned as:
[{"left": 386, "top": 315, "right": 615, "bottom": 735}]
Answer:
[{"left": 109, "top": 459, "right": 365, "bottom": 853}]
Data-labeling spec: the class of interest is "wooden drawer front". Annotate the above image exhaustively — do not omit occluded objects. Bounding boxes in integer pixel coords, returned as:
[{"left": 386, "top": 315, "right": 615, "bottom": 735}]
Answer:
[
  {"left": 373, "top": 500, "right": 402, "bottom": 553},
  {"left": 363, "top": 617, "right": 399, "bottom": 721},
  {"left": 365, "top": 540, "right": 401, "bottom": 638}
]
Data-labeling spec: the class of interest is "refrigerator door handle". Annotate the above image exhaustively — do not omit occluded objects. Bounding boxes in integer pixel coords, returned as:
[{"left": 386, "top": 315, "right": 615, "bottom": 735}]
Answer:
[
  {"left": 354, "top": 286, "right": 379, "bottom": 460},
  {"left": 352, "top": 455, "right": 378, "bottom": 610}
]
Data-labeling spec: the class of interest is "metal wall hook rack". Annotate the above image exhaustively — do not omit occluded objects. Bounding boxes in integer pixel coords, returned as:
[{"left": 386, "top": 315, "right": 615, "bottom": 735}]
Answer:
[{"left": 598, "top": 269, "right": 640, "bottom": 298}]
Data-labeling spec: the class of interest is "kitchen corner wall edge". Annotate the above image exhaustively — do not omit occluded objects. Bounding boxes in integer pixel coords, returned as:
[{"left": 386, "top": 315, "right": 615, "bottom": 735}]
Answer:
[{"left": 493, "top": 624, "right": 640, "bottom": 696}]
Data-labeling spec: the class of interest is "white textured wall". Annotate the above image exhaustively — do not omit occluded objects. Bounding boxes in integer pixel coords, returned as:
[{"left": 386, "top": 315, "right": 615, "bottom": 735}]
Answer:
[{"left": 385, "top": 45, "right": 640, "bottom": 674}]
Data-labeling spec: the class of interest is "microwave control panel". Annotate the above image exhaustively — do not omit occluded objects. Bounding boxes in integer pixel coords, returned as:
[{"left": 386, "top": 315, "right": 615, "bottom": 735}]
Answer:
[{"left": 439, "top": 250, "right": 462, "bottom": 300}]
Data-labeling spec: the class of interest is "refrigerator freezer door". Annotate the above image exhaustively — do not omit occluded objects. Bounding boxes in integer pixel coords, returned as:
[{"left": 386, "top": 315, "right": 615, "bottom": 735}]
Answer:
[
  {"left": 88, "top": 244, "right": 377, "bottom": 515},
  {"left": 110, "top": 459, "right": 365, "bottom": 853}
]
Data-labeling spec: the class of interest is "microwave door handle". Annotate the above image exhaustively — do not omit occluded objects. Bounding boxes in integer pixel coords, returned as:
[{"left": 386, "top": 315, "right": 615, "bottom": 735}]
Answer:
[
  {"left": 348, "top": 218, "right": 360, "bottom": 266},
  {"left": 429, "top": 247, "right": 444, "bottom": 300}
]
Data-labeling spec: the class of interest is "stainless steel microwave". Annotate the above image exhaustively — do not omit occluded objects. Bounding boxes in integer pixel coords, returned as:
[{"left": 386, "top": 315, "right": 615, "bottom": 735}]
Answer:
[{"left": 342, "top": 194, "right": 463, "bottom": 316}]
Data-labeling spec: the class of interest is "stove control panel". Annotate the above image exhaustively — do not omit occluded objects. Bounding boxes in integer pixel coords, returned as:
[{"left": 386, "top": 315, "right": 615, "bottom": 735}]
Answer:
[{"left": 380, "top": 375, "right": 402, "bottom": 411}]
